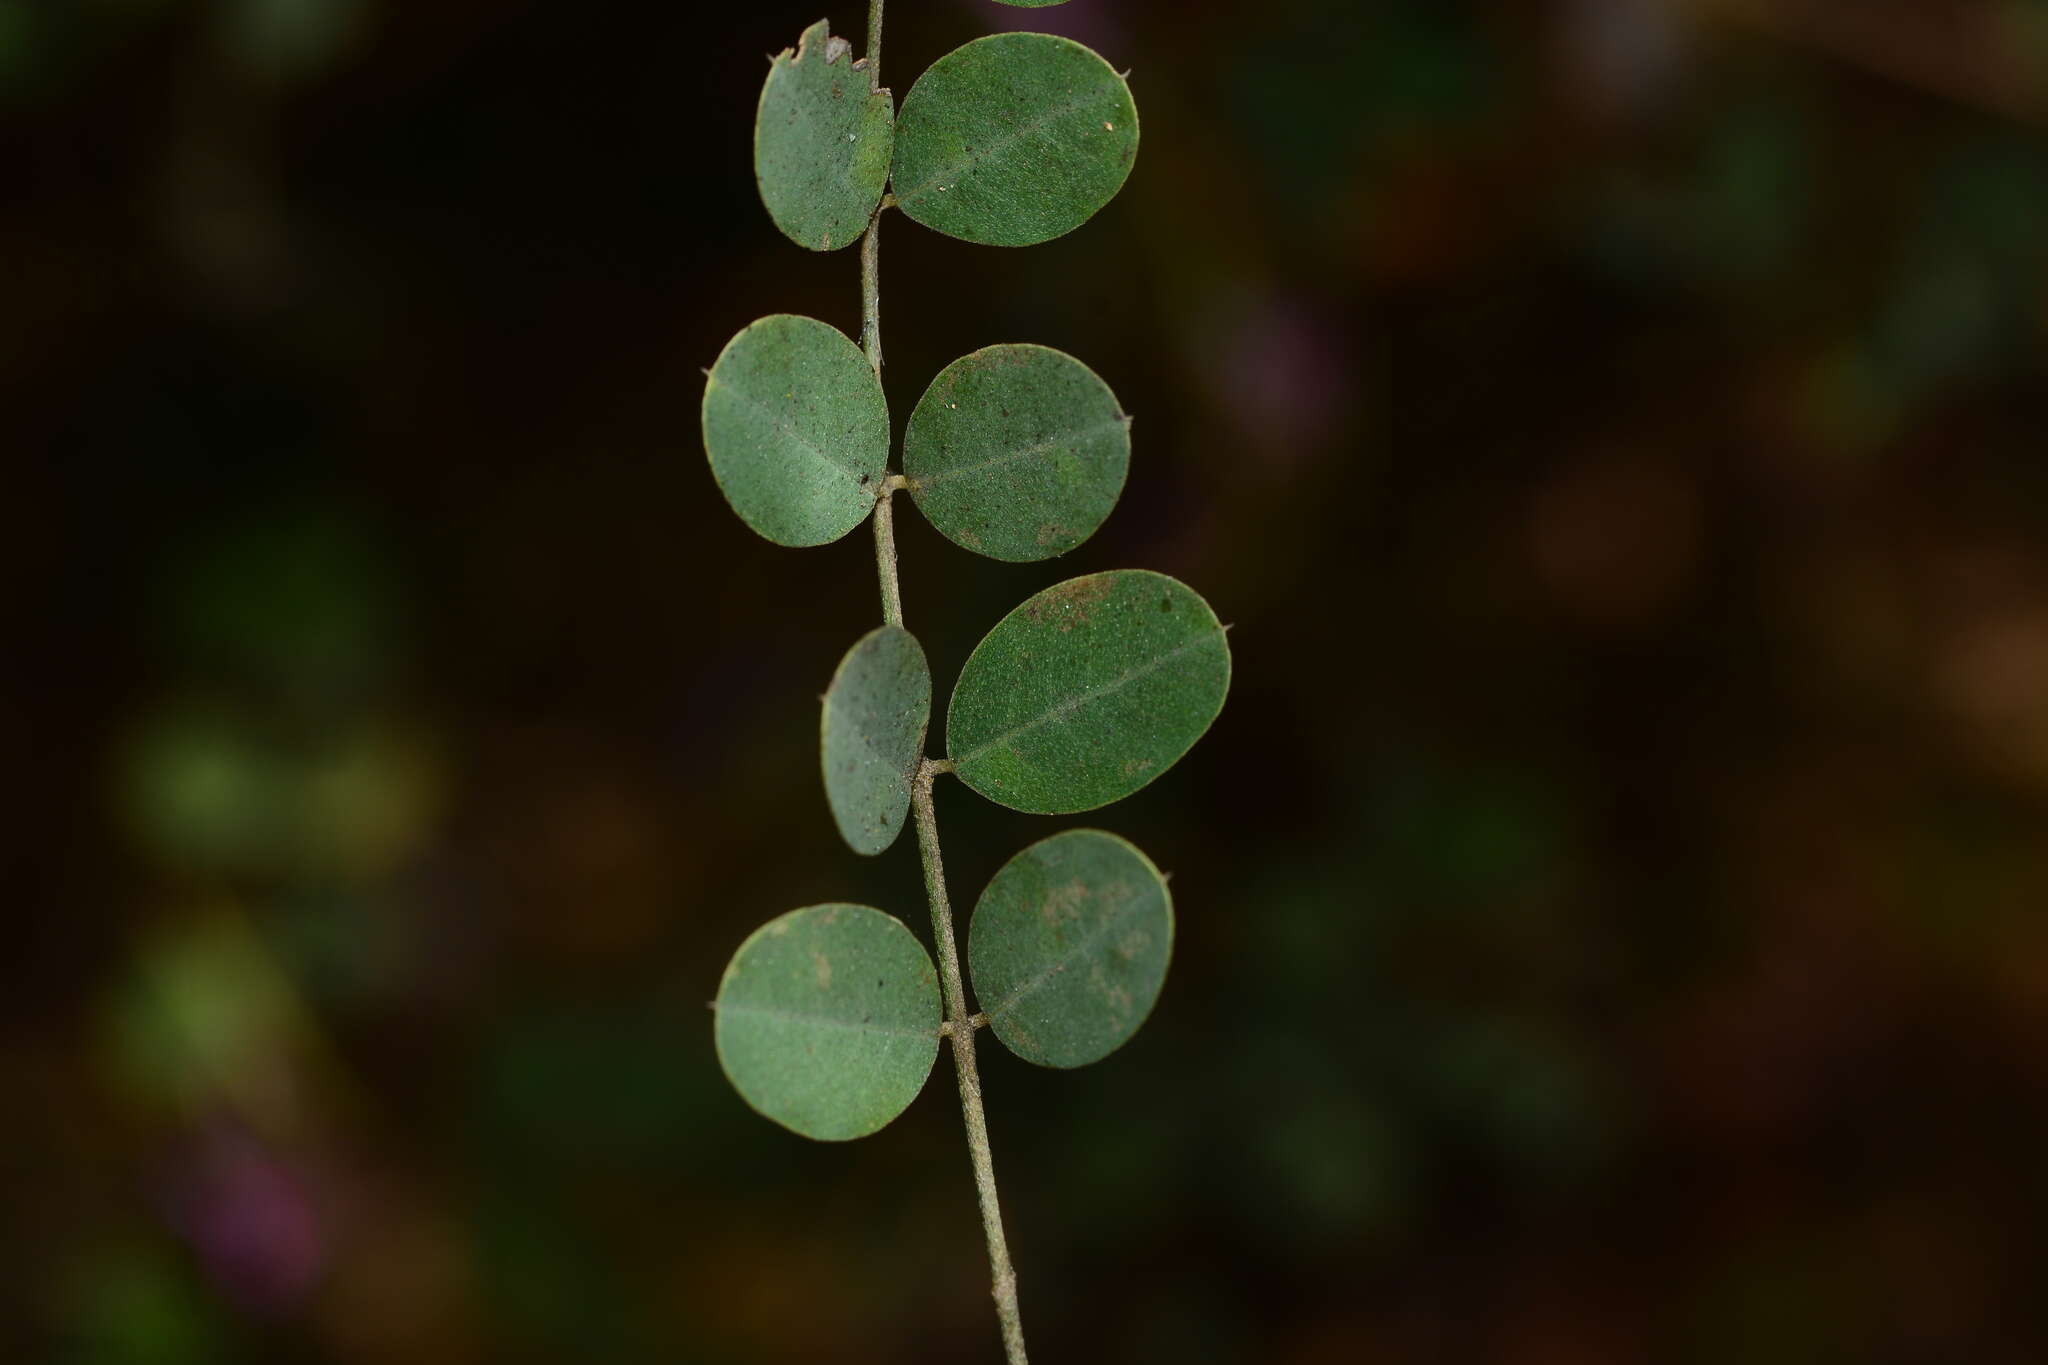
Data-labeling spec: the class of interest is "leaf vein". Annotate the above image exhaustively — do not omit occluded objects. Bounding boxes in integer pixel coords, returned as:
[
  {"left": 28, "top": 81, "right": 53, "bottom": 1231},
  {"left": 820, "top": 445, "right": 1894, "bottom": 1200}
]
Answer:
[
  {"left": 710, "top": 375, "right": 875, "bottom": 482},
  {"left": 720, "top": 999, "right": 936, "bottom": 1042},
  {"left": 894, "top": 84, "right": 1115, "bottom": 207},
  {"left": 954, "top": 632, "right": 1221, "bottom": 768},
  {"left": 981, "top": 890, "right": 1155, "bottom": 1023},
  {"left": 912, "top": 415, "right": 1128, "bottom": 489}
]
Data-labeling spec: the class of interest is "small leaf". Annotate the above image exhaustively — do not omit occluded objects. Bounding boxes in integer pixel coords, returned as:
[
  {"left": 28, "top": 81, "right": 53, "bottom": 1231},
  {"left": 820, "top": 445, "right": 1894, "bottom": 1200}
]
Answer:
[
  {"left": 702, "top": 314, "right": 889, "bottom": 547},
  {"left": 891, "top": 33, "right": 1138, "bottom": 248},
  {"left": 947, "top": 570, "right": 1230, "bottom": 814},
  {"left": 969, "top": 829, "right": 1172, "bottom": 1068},
  {"left": 714, "top": 904, "right": 941, "bottom": 1141},
  {"left": 821, "top": 626, "right": 931, "bottom": 855},
  {"left": 903, "top": 344, "right": 1130, "bottom": 562},
  {"left": 755, "top": 20, "right": 894, "bottom": 252}
]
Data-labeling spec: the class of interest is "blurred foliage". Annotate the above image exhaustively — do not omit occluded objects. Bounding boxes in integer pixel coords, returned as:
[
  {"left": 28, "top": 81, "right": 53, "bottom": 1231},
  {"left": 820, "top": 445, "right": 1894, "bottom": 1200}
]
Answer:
[{"left": 10, "top": 0, "right": 2048, "bottom": 1360}]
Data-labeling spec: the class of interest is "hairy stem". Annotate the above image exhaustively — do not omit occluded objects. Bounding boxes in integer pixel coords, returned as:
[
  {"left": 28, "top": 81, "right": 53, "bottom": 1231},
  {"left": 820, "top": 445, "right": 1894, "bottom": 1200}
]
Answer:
[
  {"left": 861, "top": 2, "right": 1026, "bottom": 1359},
  {"left": 858, "top": 0, "right": 883, "bottom": 372},
  {"left": 860, "top": 197, "right": 882, "bottom": 372},
  {"left": 865, "top": 0, "right": 883, "bottom": 92},
  {"left": 872, "top": 481, "right": 903, "bottom": 628},
  {"left": 912, "top": 760, "right": 1028, "bottom": 1365}
]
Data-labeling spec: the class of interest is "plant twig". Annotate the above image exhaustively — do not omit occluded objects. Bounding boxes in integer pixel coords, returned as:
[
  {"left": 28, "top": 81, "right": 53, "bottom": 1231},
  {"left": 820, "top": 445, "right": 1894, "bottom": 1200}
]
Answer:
[
  {"left": 866, "top": 0, "right": 884, "bottom": 93},
  {"left": 858, "top": 0, "right": 884, "bottom": 371},
  {"left": 860, "top": 202, "right": 883, "bottom": 372},
  {"left": 912, "top": 759, "right": 1028, "bottom": 1365},
  {"left": 872, "top": 482, "right": 903, "bottom": 628},
  {"left": 861, "top": 2, "right": 1026, "bottom": 1357}
]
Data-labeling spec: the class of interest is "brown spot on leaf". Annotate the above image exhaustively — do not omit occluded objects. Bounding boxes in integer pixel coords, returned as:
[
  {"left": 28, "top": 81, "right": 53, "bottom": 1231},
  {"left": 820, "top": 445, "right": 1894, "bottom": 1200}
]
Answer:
[
  {"left": 1026, "top": 575, "right": 1113, "bottom": 629},
  {"left": 1039, "top": 877, "right": 1089, "bottom": 926},
  {"left": 813, "top": 951, "right": 833, "bottom": 989}
]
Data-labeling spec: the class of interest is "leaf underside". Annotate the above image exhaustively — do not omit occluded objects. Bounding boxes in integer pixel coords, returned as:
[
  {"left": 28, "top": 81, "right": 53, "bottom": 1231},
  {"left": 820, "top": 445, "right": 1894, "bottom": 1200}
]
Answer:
[
  {"left": 891, "top": 32, "right": 1138, "bottom": 248},
  {"left": 821, "top": 625, "right": 931, "bottom": 855},
  {"left": 946, "top": 570, "right": 1231, "bottom": 814},
  {"left": 755, "top": 19, "right": 894, "bottom": 252},
  {"left": 903, "top": 344, "right": 1129, "bottom": 562},
  {"left": 702, "top": 314, "right": 888, "bottom": 547},
  {"left": 969, "top": 829, "right": 1172, "bottom": 1068},
  {"left": 714, "top": 904, "right": 941, "bottom": 1141}
]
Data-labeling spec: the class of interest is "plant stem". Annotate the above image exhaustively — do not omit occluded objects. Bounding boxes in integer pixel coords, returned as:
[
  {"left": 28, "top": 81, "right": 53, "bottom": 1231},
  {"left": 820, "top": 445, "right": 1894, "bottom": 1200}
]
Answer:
[
  {"left": 860, "top": 192, "right": 882, "bottom": 372},
  {"left": 865, "top": 0, "right": 883, "bottom": 91},
  {"left": 858, "top": 0, "right": 883, "bottom": 372},
  {"left": 912, "top": 760, "right": 1029, "bottom": 1365},
  {"left": 860, "top": 0, "right": 892, "bottom": 627},
  {"left": 872, "top": 479, "right": 903, "bottom": 628},
  {"left": 861, "top": 3, "right": 1027, "bottom": 1359}
]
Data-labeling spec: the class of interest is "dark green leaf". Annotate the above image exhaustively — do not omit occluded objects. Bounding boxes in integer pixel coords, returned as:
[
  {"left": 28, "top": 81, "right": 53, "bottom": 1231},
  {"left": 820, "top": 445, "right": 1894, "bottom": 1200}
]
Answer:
[
  {"left": 903, "top": 344, "right": 1130, "bottom": 562},
  {"left": 702, "top": 314, "right": 889, "bottom": 547},
  {"left": 755, "top": 20, "right": 894, "bottom": 252},
  {"left": 891, "top": 33, "right": 1138, "bottom": 247},
  {"left": 714, "top": 904, "right": 941, "bottom": 1141},
  {"left": 821, "top": 626, "right": 930, "bottom": 855},
  {"left": 947, "top": 571, "right": 1230, "bottom": 813},
  {"left": 969, "top": 829, "right": 1172, "bottom": 1068}
]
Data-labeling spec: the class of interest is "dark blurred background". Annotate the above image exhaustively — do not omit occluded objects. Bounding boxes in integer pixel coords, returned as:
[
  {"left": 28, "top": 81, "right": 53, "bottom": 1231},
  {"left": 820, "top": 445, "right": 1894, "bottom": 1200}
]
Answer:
[{"left": 10, "top": 0, "right": 2048, "bottom": 1359}]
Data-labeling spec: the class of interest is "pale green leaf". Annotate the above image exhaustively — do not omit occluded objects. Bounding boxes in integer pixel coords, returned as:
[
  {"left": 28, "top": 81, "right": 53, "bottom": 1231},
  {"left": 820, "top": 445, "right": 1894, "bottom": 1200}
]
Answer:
[
  {"left": 702, "top": 314, "right": 888, "bottom": 547},
  {"left": 903, "top": 344, "right": 1130, "bottom": 562},
  {"left": 755, "top": 20, "right": 894, "bottom": 252},
  {"left": 947, "top": 570, "right": 1230, "bottom": 814},
  {"left": 821, "top": 626, "right": 930, "bottom": 856},
  {"left": 714, "top": 904, "right": 941, "bottom": 1141},
  {"left": 969, "top": 829, "right": 1172, "bottom": 1068},
  {"left": 891, "top": 33, "right": 1138, "bottom": 247}
]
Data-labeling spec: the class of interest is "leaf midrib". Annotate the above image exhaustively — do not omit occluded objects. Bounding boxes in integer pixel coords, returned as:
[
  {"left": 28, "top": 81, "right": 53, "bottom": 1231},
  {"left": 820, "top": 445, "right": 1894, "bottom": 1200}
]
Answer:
[
  {"left": 952, "top": 631, "right": 1221, "bottom": 768},
  {"left": 828, "top": 695, "right": 921, "bottom": 789},
  {"left": 911, "top": 415, "right": 1128, "bottom": 490},
  {"left": 894, "top": 81, "right": 1119, "bottom": 208},
  {"left": 721, "top": 998, "right": 937, "bottom": 1042},
  {"left": 981, "top": 886, "right": 1157, "bottom": 1024},
  {"left": 711, "top": 374, "right": 875, "bottom": 483}
]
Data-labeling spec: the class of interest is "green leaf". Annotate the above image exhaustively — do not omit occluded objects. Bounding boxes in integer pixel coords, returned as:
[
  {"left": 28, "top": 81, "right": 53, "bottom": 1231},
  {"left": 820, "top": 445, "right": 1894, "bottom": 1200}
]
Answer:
[
  {"left": 714, "top": 904, "right": 941, "bottom": 1141},
  {"left": 903, "top": 344, "right": 1130, "bottom": 562},
  {"left": 755, "top": 20, "right": 894, "bottom": 252},
  {"left": 968, "top": 829, "right": 1172, "bottom": 1068},
  {"left": 702, "top": 314, "right": 889, "bottom": 547},
  {"left": 821, "top": 626, "right": 931, "bottom": 855},
  {"left": 891, "top": 33, "right": 1139, "bottom": 248},
  {"left": 990, "top": 1, "right": 1074, "bottom": 8},
  {"left": 946, "top": 570, "right": 1230, "bottom": 814}
]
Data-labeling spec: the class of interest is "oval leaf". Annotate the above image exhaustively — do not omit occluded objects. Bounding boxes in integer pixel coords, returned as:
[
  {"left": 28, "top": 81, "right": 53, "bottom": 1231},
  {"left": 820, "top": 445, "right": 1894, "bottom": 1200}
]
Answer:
[
  {"left": 821, "top": 626, "right": 931, "bottom": 855},
  {"left": 891, "top": 33, "right": 1138, "bottom": 247},
  {"left": 947, "top": 570, "right": 1230, "bottom": 813},
  {"left": 969, "top": 829, "right": 1172, "bottom": 1068},
  {"left": 903, "top": 344, "right": 1130, "bottom": 562},
  {"left": 755, "top": 20, "right": 894, "bottom": 252},
  {"left": 702, "top": 315, "right": 888, "bottom": 547},
  {"left": 714, "top": 904, "right": 941, "bottom": 1141}
]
